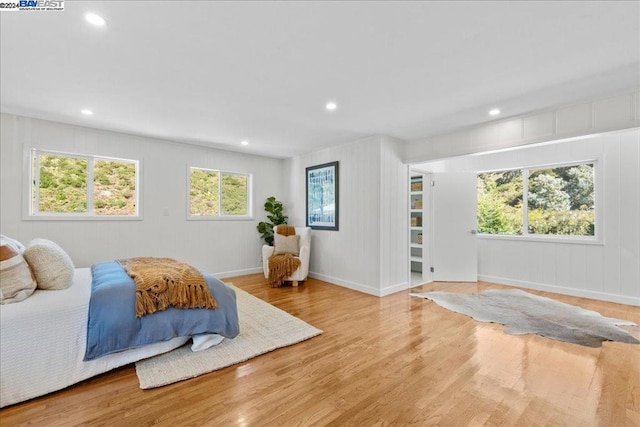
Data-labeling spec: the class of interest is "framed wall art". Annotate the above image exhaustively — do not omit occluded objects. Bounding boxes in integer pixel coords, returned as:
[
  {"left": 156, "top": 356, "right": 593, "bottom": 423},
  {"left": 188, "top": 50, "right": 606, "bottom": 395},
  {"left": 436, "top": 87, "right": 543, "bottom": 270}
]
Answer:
[{"left": 306, "top": 161, "right": 339, "bottom": 230}]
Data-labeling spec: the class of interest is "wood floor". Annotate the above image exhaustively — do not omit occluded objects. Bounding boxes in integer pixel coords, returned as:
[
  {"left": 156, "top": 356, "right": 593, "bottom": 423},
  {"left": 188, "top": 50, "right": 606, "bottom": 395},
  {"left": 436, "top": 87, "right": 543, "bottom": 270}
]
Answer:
[{"left": 1, "top": 275, "right": 639, "bottom": 426}]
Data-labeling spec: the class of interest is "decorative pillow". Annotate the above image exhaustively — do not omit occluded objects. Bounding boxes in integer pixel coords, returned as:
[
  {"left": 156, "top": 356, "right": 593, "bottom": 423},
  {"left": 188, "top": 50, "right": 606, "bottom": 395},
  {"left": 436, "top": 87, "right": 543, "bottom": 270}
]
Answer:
[
  {"left": 0, "top": 236, "right": 37, "bottom": 304},
  {"left": 274, "top": 233, "right": 300, "bottom": 256},
  {"left": 23, "top": 238, "right": 74, "bottom": 290},
  {"left": 0, "top": 234, "right": 26, "bottom": 254}
]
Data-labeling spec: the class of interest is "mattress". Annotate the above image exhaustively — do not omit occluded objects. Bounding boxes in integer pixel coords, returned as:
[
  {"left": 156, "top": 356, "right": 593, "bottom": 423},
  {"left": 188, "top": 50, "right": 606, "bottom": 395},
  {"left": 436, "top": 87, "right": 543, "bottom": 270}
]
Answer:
[{"left": 0, "top": 268, "right": 189, "bottom": 408}]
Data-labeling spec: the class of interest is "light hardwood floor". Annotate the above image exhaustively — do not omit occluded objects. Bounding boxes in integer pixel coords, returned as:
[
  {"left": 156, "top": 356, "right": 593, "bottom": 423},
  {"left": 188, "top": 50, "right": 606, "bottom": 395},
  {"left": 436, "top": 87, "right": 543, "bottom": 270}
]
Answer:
[{"left": 1, "top": 275, "right": 639, "bottom": 426}]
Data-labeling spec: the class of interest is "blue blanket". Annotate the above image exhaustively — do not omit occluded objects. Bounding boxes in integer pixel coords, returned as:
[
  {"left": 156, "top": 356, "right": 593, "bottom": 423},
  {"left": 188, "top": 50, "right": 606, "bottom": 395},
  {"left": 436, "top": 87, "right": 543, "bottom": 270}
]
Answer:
[{"left": 84, "top": 261, "right": 239, "bottom": 361}]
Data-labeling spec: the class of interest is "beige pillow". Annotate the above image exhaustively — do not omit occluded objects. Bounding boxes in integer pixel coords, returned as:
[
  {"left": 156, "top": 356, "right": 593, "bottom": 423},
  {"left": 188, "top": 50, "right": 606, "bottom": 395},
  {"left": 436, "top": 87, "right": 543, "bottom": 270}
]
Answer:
[
  {"left": 274, "top": 234, "right": 300, "bottom": 256},
  {"left": 23, "top": 238, "right": 74, "bottom": 290},
  {"left": 0, "top": 236, "right": 37, "bottom": 304}
]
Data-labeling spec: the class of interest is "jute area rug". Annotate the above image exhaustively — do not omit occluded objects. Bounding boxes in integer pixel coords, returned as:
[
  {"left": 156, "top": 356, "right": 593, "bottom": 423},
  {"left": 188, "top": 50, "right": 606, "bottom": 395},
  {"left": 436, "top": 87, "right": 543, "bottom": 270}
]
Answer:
[
  {"left": 136, "top": 285, "right": 322, "bottom": 388},
  {"left": 410, "top": 289, "right": 639, "bottom": 348}
]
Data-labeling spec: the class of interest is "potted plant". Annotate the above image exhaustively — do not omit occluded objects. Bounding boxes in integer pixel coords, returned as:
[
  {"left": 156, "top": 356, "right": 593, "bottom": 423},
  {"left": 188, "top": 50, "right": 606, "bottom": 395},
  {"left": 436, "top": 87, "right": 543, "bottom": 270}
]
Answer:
[{"left": 257, "top": 196, "right": 288, "bottom": 246}]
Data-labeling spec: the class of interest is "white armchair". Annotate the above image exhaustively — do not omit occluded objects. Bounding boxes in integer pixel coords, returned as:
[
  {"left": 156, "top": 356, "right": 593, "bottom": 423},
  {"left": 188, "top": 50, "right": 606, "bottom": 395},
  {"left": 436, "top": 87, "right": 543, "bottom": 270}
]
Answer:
[{"left": 262, "top": 226, "right": 311, "bottom": 286}]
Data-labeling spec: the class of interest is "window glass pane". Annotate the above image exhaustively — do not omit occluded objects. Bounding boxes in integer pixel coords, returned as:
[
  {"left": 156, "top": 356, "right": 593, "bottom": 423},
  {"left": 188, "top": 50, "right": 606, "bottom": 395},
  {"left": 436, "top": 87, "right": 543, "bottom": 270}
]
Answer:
[
  {"left": 93, "top": 159, "right": 137, "bottom": 215},
  {"left": 190, "top": 168, "right": 219, "bottom": 216},
  {"left": 221, "top": 174, "right": 248, "bottom": 215},
  {"left": 477, "top": 170, "right": 523, "bottom": 235},
  {"left": 36, "top": 154, "right": 88, "bottom": 213},
  {"left": 527, "top": 164, "right": 594, "bottom": 236},
  {"left": 30, "top": 150, "right": 139, "bottom": 218}
]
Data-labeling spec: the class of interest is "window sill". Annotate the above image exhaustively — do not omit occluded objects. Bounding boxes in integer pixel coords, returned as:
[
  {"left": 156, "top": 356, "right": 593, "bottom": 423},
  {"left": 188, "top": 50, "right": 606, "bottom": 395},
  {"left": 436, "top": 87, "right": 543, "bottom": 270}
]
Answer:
[
  {"left": 187, "top": 216, "right": 255, "bottom": 221},
  {"left": 23, "top": 215, "right": 143, "bottom": 221},
  {"left": 477, "top": 233, "right": 603, "bottom": 245}
]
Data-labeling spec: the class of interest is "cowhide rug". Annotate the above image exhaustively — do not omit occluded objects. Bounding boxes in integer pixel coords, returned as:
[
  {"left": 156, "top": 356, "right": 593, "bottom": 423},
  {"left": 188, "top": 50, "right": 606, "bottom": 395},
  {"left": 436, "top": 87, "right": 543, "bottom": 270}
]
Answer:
[{"left": 410, "top": 289, "right": 640, "bottom": 348}]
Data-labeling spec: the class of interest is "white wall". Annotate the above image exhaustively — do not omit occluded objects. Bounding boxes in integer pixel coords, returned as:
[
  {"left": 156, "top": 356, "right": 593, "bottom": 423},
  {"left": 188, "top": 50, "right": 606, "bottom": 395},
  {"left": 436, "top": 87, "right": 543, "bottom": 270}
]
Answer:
[
  {"left": 405, "top": 87, "right": 640, "bottom": 163},
  {"left": 284, "top": 135, "right": 408, "bottom": 296},
  {"left": 0, "top": 114, "right": 285, "bottom": 277},
  {"left": 415, "top": 129, "right": 640, "bottom": 306},
  {"left": 379, "top": 136, "right": 409, "bottom": 293}
]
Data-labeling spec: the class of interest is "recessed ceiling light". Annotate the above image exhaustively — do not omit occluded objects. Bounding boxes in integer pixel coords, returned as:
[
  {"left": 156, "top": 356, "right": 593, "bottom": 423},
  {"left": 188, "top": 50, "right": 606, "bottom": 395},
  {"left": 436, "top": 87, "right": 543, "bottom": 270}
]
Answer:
[
  {"left": 241, "top": 140, "right": 249, "bottom": 146},
  {"left": 81, "top": 109, "right": 93, "bottom": 116},
  {"left": 85, "top": 12, "right": 106, "bottom": 27},
  {"left": 325, "top": 102, "right": 337, "bottom": 111},
  {"left": 489, "top": 108, "right": 501, "bottom": 116}
]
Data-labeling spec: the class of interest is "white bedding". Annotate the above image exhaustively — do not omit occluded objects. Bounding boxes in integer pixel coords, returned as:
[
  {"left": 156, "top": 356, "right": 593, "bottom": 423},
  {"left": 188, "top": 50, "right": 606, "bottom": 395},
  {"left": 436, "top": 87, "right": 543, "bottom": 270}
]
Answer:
[{"left": 0, "top": 268, "right": 189, "bottom": 408}]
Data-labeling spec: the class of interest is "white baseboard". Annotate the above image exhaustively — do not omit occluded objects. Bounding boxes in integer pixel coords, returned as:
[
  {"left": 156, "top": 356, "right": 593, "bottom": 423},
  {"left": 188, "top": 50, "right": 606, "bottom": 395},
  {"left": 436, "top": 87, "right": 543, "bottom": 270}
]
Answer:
[
  {"left": 410, "top": 280, "right": 433, "bottom": 288},
  {"left": 479, "top": 274, "right": 640, "bottom": 307},
  {"left": 214, "top": 267, "right": 263, "bottom": 279},
  {"left": 380, "top": 281, "right": 410, "bottom": 296},
  {"left": 308, "top": 272, "right": 381, "bottom": 296},
  {"left": 309, "top": 272, "right": 409, "bottom": 297}
]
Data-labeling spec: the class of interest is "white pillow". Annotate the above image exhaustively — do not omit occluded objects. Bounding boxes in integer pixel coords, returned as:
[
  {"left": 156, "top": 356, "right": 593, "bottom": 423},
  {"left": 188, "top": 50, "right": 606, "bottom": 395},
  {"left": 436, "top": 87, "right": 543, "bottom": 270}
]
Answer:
[
  {"left": 191, "top": 334, "right": 224, "bottom": 352},
  {"left": 23, "top": 238, "right": 74, "bottom": 290},
  {"left": 0, "top": 236, "right": 37, "bottom": 304},
  {"left": 0, "top": 234, "right": 26, "bottom": 254}
]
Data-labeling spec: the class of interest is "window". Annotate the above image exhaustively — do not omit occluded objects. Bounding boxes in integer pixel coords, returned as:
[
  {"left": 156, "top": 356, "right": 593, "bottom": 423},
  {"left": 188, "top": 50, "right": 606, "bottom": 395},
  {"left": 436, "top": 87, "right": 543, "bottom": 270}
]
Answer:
[
  {"left": 189, "top": 167, "right": 251, "bottom": 218},
  {"left": 30, "top": 149, "right": 139, "bottom": 218},
  {"left": 477, "top": 170, "right": 523, "bottom": 235},
  {"left": 478, "top": 162, "right": 595, "bottom": 238}
]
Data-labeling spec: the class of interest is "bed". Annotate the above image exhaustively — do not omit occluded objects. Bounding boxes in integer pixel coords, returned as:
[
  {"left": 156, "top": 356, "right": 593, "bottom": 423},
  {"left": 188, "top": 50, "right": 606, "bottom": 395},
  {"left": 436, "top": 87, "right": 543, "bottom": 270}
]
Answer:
[{"left": 0, "top": 265, "right": 239, "bottom": 408}]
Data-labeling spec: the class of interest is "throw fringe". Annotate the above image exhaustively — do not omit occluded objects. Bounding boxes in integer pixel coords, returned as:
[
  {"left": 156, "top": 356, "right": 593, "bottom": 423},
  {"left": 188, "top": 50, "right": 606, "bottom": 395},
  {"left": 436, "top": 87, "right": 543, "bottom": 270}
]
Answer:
[
  {"left": 119, "top": 257, "right": 217, "bottom": 317},
  {"left": 268, "top": 253, "right": 301, "bottom": 288}
]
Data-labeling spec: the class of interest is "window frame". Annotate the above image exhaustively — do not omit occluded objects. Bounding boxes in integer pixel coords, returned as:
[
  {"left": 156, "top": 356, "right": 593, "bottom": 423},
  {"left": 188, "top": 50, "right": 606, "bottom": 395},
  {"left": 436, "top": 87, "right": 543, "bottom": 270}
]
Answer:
[
  {"left": 477, "top": 159, "right": 601, "bottom": 244},
  {"left": 187, "top": 166, "right": 253, "bottom": 220},
  {"left": 24, "top": 148, "right": 141, "bottom": 220}
]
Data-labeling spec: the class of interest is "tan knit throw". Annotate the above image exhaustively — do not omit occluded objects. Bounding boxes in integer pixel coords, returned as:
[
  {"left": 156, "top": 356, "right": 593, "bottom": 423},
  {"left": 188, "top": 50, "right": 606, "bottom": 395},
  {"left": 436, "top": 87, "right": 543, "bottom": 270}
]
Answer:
[
  {"left": 118, "top": 257, "right": 217, "bottom": 317},
  {"left": 276, "top": 225, "right": 296, "bottom": 236},
  {"left": 268, "top": 225, "right": 301, "bottom": 287}
]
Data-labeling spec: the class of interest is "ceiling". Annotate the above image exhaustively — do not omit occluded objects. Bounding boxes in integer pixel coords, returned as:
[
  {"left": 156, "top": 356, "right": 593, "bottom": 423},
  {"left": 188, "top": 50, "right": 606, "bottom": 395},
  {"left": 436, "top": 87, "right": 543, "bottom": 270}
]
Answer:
[{"left": 1, "top": 1, "right": 638, "bottom": 159}]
